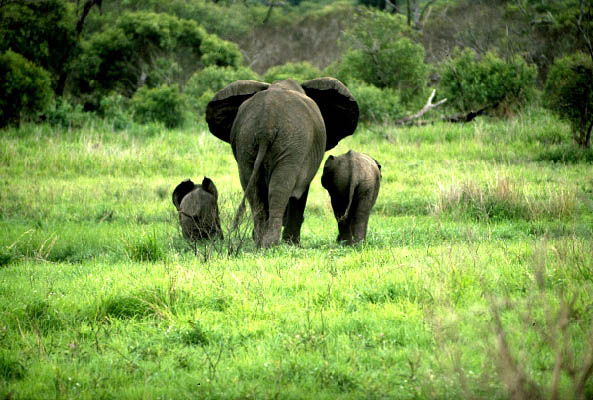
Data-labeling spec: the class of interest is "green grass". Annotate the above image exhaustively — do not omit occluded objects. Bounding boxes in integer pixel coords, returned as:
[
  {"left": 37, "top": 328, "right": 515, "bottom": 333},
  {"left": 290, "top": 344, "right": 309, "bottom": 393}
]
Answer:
[{"left": 0, "top": 113, "right": 592, "bottom": 399}]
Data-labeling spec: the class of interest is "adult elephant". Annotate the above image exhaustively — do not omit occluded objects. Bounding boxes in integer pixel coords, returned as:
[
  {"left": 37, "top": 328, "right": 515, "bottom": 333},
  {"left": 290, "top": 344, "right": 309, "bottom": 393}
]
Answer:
[{"left": 206, "top": 78, "right": 359, "bottom": 248}]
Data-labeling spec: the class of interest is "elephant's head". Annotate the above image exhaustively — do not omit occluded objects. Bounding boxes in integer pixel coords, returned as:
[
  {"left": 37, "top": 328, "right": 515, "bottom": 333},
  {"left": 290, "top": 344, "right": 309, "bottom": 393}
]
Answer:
[
  {"left": 205, "top": 77, "right": 359, "bottom": 151},
  {"left": 172, "top": 177, "right": 223, "bottom": 240}
]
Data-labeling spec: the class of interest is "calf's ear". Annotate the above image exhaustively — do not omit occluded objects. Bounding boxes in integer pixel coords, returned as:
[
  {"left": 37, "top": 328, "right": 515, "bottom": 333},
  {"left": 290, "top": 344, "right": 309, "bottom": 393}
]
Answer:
[
  {"left": 301, "top": 78, "right": 359, "bottom": 151},
  {"left": 206, "top": 80, "right": 270, "bottom": 143},
  {"left": 172, "top": 179, "right": 195, "bottom": 210},
  {"left": 374, "top": 158, "right": 382, "bottom": 171},
  {"left": 201, "top": 177, "right": 218, "bottom": 200}
]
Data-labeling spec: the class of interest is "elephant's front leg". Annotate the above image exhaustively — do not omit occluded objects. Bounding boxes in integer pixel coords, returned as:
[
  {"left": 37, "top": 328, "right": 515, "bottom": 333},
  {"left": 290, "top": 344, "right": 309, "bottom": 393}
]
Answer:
[{"left": 282, "top": 185, "right": 309, "bottom": 244}]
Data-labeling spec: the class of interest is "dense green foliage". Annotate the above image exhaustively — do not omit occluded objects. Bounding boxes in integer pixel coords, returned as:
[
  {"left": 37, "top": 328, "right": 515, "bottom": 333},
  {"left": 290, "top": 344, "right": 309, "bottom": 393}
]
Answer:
[
  {"left": 131, "top": 85, "right": 186, "bottom": 128},
  {"left": 71, "top": 11, "right": 242, "bottom": 109},
  {"left": 348, "top": 81, "right": 403, "bottom": 123},
  {"left": 0, "top": 50, "right": 53, "bottom": 127},
  {"left": 336, "top": 10, "right": 428, "bottom": 104},
  {"left": 0, "top": 0, "right": 77, "bottom": 92},
  {"left": 544, "top": 52, "right": 593, "bottom": 147},
  {"left": 440, "top": 48, "right": 537, "bottom": 115},
  {"left": 184, "top": 66, "right": 259, "bottom": 114},
  {"left": 1, "top": 111, "right": 592, "bottom": 398},
  {"left": 263, "top": 61, "right": 323, "bottom": 83}
]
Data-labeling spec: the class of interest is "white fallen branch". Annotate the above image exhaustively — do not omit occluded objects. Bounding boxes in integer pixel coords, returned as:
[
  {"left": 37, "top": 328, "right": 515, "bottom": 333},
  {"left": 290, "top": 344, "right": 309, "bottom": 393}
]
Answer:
[{"left": 395, "top": 89, "right": 447, "bottom": 126}]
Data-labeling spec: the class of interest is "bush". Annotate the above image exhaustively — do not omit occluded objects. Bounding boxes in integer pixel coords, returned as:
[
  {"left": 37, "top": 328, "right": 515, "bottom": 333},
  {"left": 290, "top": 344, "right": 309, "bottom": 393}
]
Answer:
[
  {"left": 184, "top": 66, "right": 258, "bottom": 114},
  {"left": 263, "top": 61, "right": 323, "bottom": 83},
  {"left": 544, "top": 52, "right": 593, "bottom": 148},
  {"left": 336, "top": 10, "right": 428, "bottom": 104},
  {"left": 200, "top": 34, "right": 243, "bottom": 68},
  {"left": 131, "top": 85, "right": 186, "bottom": 128},
  {"left": 100, "top": 93, "right": 133, "bottom": 131},
  {"left": 440, "top": 48, "right": 537, "bottom": 115},
  {"left": 44, "top": 97, "right": 93, "bottom": 129},
  {"left": 72, "top": 11, "right": 244, "bottom": 106},
  {"left": 349, "top": 81, "right": 404, "bottom": 123},
  {"left": 0, "top": 50, "right": 52, "bottom": 127}
]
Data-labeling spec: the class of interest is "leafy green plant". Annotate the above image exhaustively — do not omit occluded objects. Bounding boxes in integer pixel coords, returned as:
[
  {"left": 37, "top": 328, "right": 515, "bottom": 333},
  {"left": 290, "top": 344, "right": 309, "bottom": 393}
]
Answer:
[
  {"left": 336, "top": 10, "right": 428, "bottom": 104},
  {"left": 348, "top": 81, "right": 404, "bottom": 123},
  {"left": 0, "top": 0, "right": 78, "bottom": 94},
  {"left": 544, "top": 52, "right": 593, "bottom": 148},
  {"left": 99, "top": 93, "right": 133, "bottom": 130},
  {"left": 184, "top": 66, "right": 258, "bottom": 114},
  {"left": 263, "top": 61, "right": 323, "bottom": 83},
  {"left": 72, "top": 11, "right": 243, "bottom": 107},
  {"left": 45, "top": 97, "right": 93, "bottom": 129},
  {"left": 131, "top": 84, "right": 186, "bottom": 128},
  {"left": 440, "top": 48, "right": 537, "bottom": 116},
  {"left": 0, "top": 50, "right": 53, "bottom": 127}
]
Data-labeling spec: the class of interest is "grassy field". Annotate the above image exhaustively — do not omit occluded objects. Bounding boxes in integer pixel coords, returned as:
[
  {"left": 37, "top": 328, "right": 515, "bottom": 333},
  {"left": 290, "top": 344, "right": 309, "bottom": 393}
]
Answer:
[{"left": 1, "top": 109, "right": 592, "bottom": 399}]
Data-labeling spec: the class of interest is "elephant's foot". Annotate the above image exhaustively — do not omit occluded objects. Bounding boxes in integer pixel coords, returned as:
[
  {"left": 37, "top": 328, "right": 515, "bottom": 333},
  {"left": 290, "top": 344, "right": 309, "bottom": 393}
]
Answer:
[
  {"left": 282, "top": 230, "right": 300, "bottom": 245},
  {"left": 260, "top": 217, "right": 283, "bottom": 248}
]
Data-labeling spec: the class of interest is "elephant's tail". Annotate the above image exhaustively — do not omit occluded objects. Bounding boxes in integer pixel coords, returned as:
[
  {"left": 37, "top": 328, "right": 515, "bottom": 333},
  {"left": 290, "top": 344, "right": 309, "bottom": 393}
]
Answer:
[
  {"left": 230, "top": 140, "right": 269, "bottom": 234},
  {"left": 340, "top": 153, "right": 356, "bottom": 222}
]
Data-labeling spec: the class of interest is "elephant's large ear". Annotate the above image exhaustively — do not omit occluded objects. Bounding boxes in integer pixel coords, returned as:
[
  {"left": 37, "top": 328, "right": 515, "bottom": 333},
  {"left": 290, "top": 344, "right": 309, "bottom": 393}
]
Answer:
[
  {"left": 201, "top": 177, "right": 218, "bottom": 201},
  {"left": 172, "top": 179, "right": 195, "bottom": 210},
  {"left": 301, "top": 78, "right": 359, "bottom": 151},
  {"left": 205, "top": 80, "right": 270, "bottom": 143}
]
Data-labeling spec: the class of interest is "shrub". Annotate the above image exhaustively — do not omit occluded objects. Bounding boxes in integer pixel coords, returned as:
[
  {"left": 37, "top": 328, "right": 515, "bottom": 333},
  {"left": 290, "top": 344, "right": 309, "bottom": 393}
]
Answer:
[
  {"left": 263, "top": 61, "right": 323, "bottom": 83},
  {"left": 349, "top": 81, "right": 404, "bottom": 123},
  {"left": 200, "top": 34, "right": 243, "bottom": 68},
  {"left": 72, "top": 11, "right": 243, "bottom": 106},
  {"left": 45, "top": 97, "right": 93, "bottom": 129},
  {"left": 336, "top": 10, "right": 428, "bottom": 104},
  {"left": 439, "top": 48, "right": 537, "bottom": 115},
  {"left": 544, "top": 52, "right": 593, "bottom": 148},
  {"left": 99, "top": 93, "right": 133, "bottom": 130},
  {"left": 0, "top": 50, "right": 52, "bottom": 127},
  {"left": 131, "top": 85, "right": 186, "bottom": 128},
  {"left": 184, "top": 66, "right": 258, "bottom": 114}
]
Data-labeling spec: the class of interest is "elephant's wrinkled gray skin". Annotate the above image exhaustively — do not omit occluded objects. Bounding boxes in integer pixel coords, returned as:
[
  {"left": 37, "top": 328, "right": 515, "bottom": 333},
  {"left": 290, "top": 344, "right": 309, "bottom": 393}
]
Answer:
[
  {"left": 172, "top": 177, "right": 223, "bottom": 241},
  {"left": 321, "top": 150, "right": 381, "bottom": 245},
  {"left": 206, "top": 78, "right": 358, "bottom": 248}
]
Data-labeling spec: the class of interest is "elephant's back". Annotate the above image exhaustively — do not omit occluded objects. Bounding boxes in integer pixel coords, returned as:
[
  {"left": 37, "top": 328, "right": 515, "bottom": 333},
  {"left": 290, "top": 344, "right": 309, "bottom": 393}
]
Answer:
[{"left": 237, "top": 89, "right": 322, "bottom": 132}]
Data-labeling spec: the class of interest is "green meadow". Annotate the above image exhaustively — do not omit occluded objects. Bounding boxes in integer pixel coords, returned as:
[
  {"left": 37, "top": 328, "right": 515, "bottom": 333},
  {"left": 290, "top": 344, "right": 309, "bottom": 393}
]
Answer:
[{"left": 1, "top": 110, "right": 592, "bottom": 399}]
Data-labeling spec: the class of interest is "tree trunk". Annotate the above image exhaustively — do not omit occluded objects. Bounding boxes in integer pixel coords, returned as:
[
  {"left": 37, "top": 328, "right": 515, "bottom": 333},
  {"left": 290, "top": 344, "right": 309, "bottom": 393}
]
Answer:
[
  {"left": 55, "top": 0, "right": 102, "bottom": 96},
  {"left": 406, "top": 0, "right": 411, "bottom": 26},
  {"left": 583, "top": 119, "right": 593, "bottom": 148},
  {"left": 413, "top": 0, "right": 420, "bottom": 29}
]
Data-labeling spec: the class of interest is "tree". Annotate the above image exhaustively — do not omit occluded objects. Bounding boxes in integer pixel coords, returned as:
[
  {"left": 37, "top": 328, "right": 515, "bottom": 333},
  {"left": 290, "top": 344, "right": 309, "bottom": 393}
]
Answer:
[
  {"left": 0, "top": 0, "right": 76, "bottom": 93},
  {"left": 71, "top": 11, "right": 243, "bottom": 108},
  {"left": 0, "top": 0, "right": 102, "bottom": 95},
  {"left": 336, "top": 9, "right": 428, "bottom": 104},
  {"left": 0, "top": 50, "right": 53, "bottom": 127},
  {"left": 439, "top": 48, "right": 536, "bottom": 116},
  {"left": 544, "top": 53, "right": 593, "bottom": 148}
]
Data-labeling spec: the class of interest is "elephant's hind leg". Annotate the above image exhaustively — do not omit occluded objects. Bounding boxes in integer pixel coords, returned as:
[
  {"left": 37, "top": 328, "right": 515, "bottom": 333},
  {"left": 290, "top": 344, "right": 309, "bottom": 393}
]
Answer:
[
  {"left": 282, "top": 185, "right": 310, "bottom": 244},
  {"left": 262, "top": 167, "right": 298, "bottom": 248},
  {"left": 243, "top": 177, "right": 268, "bottom": 246}
]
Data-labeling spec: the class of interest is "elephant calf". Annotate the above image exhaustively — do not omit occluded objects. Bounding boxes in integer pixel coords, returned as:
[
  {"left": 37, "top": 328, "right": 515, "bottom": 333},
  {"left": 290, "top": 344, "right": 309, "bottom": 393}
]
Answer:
[
  {"left": 172, "top": 177, "right": 223, "bottom": 241},
  {"left": 321, "top": 150, "right": 381, "bottom": 245}
]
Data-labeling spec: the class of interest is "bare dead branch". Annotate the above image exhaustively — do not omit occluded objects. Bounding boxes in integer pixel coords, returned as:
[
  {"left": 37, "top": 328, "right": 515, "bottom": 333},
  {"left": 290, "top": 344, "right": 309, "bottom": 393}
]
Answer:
[
  {"left": 490, "top": 300, "right": 542, "bottom": 400},
  {"left": 395, "top": 89, "right": 447, "bottom": 126}
]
